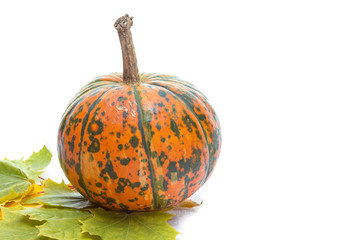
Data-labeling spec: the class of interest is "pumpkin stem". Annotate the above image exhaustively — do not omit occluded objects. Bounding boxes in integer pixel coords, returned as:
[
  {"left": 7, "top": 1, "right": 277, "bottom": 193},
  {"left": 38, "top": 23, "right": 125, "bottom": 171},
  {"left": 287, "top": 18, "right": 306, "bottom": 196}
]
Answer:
[{"left": 114, "top": 14, "right": 140, "bottom": 84}]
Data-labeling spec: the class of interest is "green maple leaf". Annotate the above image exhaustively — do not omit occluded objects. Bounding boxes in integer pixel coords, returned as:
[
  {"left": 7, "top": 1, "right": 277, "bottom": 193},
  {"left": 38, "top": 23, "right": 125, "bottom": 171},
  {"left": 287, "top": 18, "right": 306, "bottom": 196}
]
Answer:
[
  {"left": 0, "top": 146, "right": 51, "bottom": 204},
  {"left": 78, "top": 232, "right": 102, "bottom": 240},
  {"left": 1, "top": 146, "right": 182, "bottom": 240},
  {"left": 0, "top": 160, "right": 32, "bottom": 204},
  {"left": 20, "top": 207, "right": 93, "bottom": 240},
  {"left": 25, "top": 146, "right": 52, "bottom": 171},
  {"left": 3, "top": 146, "right": 52, "bottom": 183},
  {"left": 34, "top": 179, "right": 95, "bottom": 209},
  {"left": 0, "top": 207, "right": 44, "bottom": 240},
  {"left": 81, "top": 208, "right": 180, "bottom": 240}
]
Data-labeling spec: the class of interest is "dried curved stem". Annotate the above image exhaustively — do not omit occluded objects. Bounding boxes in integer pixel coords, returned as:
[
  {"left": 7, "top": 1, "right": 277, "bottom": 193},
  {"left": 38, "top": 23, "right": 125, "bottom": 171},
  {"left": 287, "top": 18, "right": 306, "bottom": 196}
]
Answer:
[{"left": 114, "top": 14, "right": 140, "bottom": 84}]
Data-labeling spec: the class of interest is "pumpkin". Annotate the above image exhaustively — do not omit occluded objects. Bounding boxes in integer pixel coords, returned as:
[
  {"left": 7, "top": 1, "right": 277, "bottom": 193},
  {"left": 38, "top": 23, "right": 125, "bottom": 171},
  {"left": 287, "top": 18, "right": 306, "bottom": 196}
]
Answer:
[{"left": 57, "top": 14, "right": 221, "bottom": 211}]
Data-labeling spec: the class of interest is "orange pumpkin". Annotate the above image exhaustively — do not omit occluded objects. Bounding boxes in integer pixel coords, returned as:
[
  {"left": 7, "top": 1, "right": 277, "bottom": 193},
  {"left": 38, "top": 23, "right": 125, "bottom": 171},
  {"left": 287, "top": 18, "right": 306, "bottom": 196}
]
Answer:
[{"left": 58, "top": 15, "right": 221, "bottom": 211}]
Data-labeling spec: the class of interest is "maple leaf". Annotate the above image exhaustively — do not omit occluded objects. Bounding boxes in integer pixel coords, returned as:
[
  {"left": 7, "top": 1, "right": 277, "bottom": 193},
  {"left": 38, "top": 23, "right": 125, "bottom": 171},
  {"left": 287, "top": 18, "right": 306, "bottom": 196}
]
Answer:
[
  {"left": 79, "top": 232, "right": 102, "bottom": 240},
  {"left": 80, "top": 208, "right": 180, "bottom": 240},
  {"left": 2, "top": 183, "right": 44, "bottom": 208},
  {"left": 20, "top": 207, "right": 94, "bottom": 240},
  {"left": 174, "top": 199, "right": 202, "bottom": 209},
  {"left": 3, "top": 146, "right": 51, "bottom": 183},
  {"left": 21, "top": 183, "right": 45, "bottom": 205},
  {"left": 0, "top": 160, "right": 32, "bottom": 204},
  {"left": 0, "top": 146, "right": 51, "bottom": 206},
  {"left": 33, "top": 179, "right": 95, "bottom": 209},
  {"left": 0, "top": 146, "right": 183, "bottom": 240},
  {"left": 0, "top": 207, "right": 44, "bottom": 240},
  {"left": 24, "top": 146, "right": 52, "bottom": 171}
]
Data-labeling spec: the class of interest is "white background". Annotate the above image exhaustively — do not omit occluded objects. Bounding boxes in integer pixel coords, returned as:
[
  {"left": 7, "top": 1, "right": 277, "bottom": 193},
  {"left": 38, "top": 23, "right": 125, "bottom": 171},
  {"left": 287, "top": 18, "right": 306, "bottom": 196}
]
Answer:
[{"left": 1, "top": 0, "right": 360, "bottom": 239}]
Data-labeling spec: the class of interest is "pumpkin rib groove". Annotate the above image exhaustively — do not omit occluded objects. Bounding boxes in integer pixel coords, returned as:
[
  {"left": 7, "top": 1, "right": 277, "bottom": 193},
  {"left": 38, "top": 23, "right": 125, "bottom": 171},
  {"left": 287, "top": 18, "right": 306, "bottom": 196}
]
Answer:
[
  {"left": 132, "top": 85, "right": 158, "bottom": 210},
  {"left": 147, "top": 78, "right": 220, "bottom": 127},
  {"left": 147, "top": 79, "right": 218, "bottom": 123},
  {"left": 146, "top": 78, "right": 217, "bottom": 123},
  {"left": 146, "top": 79, "right": 216, "bottom": 124},
  {"left": 65, "top": 82, "right": 117, "bottom": 113},
  {"left": 145, "top": 78, "right": 208, "bottom": 102},
  {"left": 76, "top": 88, "right": 112, "bottom": 200},
  {"left": 59, "top": 86, "right": 107, "bottom": 195},
  {"left": 149, "top": 81, "right": 221, "bottom": 183},
  {"left": 60, "top": 86, "right": 105, "bottom": 132},
  {"left": 150, "top": 80, "right": 221, "bottom": 159},
  {"left": 144, "top": 82, "right": 212, "bottom": 184}
]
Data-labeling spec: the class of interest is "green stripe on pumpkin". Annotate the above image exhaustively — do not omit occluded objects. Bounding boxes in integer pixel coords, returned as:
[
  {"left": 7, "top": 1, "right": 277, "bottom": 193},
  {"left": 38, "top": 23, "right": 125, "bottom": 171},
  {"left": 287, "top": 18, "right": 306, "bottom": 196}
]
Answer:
[
  {"left": 133, "top": 86, "right": 162, "bottom": 210},
  {"left": 76, "top": 89, "right": 110, "bottom": 200},
  {"left": 147, "top": 82, "right": 213, "bottom": 184}
]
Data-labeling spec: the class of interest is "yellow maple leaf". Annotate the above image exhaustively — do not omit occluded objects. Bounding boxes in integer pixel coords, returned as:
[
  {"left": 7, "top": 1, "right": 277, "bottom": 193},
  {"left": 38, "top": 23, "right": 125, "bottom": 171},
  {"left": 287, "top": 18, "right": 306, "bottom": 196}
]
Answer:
[{"left": 1, "top": 182, "right": 44, "bottom": 208}]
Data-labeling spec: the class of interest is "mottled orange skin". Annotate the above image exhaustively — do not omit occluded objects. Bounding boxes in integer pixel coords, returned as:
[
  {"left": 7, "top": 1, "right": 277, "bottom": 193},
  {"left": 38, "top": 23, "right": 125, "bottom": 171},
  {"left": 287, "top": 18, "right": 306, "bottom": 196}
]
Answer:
[{"left": 58, "top": 73, "right": 221, "bottom": 211}]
